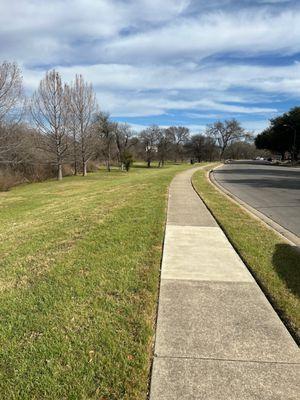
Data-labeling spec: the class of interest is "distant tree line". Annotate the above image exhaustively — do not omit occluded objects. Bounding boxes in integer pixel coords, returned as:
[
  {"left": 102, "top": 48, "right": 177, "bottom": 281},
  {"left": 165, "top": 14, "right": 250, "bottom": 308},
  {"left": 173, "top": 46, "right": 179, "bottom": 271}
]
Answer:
[
  {"left": 1, "top": 61, "right": 261, "bottom": 190},
  {"left": 255, "top": 107, "right": 300, "bottom": 162}
]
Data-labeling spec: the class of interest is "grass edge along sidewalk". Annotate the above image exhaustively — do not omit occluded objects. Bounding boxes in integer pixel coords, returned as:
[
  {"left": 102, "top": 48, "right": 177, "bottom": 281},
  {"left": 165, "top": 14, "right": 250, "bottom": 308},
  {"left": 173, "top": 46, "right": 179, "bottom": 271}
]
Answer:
[
  {"left": 192, "top": 166, "right": 300, "bottom": 344},
  {"left": 0, "top": 163, "right": 192, "bottom": 400}
]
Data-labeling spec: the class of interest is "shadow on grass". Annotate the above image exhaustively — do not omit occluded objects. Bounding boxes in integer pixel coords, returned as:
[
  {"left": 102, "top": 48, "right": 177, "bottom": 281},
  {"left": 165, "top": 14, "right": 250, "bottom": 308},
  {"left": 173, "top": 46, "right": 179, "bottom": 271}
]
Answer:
[
  {"left": 131, "top": 163, "right": 179, "bottom": 169},
  {"left": 272, "top": 243, "right": 300, "bottom": 298},
  {"left": 131, "top": 164, "right": 156, "bottom": 169}
]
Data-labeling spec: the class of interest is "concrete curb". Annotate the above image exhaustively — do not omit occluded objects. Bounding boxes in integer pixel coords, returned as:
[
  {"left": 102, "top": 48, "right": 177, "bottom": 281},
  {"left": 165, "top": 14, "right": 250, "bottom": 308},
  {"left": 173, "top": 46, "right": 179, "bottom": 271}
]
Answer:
[{"left": 208, "top": 165, "right": 300, "bottom": 247}]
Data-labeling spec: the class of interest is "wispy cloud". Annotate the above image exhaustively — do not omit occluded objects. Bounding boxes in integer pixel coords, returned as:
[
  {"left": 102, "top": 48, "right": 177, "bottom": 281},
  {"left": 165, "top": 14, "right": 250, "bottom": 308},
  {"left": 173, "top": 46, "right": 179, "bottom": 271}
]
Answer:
[
  {"left": 104, "top": 9, "right": 300, "bottom": 63},
  {"left": 1, "top": 0, "right": 299, "bottom": 131}
]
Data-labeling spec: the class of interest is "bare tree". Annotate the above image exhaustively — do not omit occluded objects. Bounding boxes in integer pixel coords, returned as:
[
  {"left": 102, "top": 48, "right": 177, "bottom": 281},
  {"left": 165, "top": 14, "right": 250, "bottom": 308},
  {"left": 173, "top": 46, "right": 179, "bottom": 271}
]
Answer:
[
  {"left": 30, "top": 70, "right": 68, "bottom": 180},
  {"left": 0, "top": 61, "right": 25, "bottom": 163},
  {"left": 206, "top": 119, "right": 245, "bottom": 160},
  {"left": 204, "top": 136, "right": 218, "bottom": 161},
  {"left": 224, "top": 140, "right": 258, "bottom": 160},
  {"left": 0, "top": 124, "right": 28, "bottom": 166},
  {"left": 185, "top": 134, "right": 219, "bottom": 162},
  {"left": 165, "top": 126, "right": 190, "bottom": 162},
  {"left": 0, "top": 61, "right": 23, "bottom": 124},
  {"left": 67, "top": 109, "right": 80, "bottom": 175},
  {"left": 94, "top": 112, "right": 116, "bottom": 172},
  {"left": 157, "top": 129, "right": 174, "bottom": 167},
  {"left": 140, "top": 125, "right": 161, "bottom": 167},
  {"left": 67, "top": 75, "right": 97, "bottom": 176},
  {"left": 185, "top": 134, "right": 206, "bottom": 163}
]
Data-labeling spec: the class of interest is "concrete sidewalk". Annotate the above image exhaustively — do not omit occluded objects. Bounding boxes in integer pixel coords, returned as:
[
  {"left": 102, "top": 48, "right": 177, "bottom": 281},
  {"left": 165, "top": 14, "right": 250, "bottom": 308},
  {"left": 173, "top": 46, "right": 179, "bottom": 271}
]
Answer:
[{"left": 149, "top": 167, "right": 300, "bottom": 399}]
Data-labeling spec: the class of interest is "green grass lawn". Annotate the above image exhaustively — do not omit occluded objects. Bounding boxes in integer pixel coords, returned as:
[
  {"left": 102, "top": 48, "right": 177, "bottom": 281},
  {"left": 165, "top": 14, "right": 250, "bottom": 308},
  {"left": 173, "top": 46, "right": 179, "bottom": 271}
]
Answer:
[
  {"left": 192, "top": 167, "right": 300, "bottom": 343},
  {"left": 0, "top": 163, "right": 192, "bottom": 400}
]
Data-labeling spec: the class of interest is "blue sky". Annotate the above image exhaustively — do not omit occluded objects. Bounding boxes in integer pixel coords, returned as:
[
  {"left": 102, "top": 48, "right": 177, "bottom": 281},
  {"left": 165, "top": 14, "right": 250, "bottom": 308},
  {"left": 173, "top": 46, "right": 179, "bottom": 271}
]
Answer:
[{"left": 1, "top": 0, "right": 300, "bottom": 134}]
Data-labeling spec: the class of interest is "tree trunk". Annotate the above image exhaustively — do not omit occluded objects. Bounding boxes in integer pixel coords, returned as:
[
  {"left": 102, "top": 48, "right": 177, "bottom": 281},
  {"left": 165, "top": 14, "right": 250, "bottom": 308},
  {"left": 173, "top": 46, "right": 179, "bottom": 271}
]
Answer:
[
  {"left": 83, "top": 160, "right": 87, "bottom": 176},
  {"left": 74, "top": 160, "right": 78, "bottom": 175},
  {"left": 219, "top": 151, "right": 224, "bottom": 161},
  {"left": 73, "top": 137, "right": 78, "bottom": 175},
  {"left": 107, "top": 143, "right": 111, "bottom": 172},
  {"left": 147, "top": 159, "right": 151, "bottom": 168},
  {"left": 58, "top": 163, "right": 63, "bottom": 180}
]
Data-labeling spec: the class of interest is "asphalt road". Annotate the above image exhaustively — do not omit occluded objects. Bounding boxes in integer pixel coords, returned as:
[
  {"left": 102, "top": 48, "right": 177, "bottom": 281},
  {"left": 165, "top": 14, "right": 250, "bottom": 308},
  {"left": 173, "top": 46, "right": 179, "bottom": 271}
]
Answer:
[{"left": 213, "top": 161, "right": 300, "bottom": 237}]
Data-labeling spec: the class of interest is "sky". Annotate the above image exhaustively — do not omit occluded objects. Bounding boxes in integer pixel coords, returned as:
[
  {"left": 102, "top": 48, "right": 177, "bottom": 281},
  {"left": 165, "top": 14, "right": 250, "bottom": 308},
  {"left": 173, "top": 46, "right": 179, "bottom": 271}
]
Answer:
[{"left": 0, "top": 0, "right": 300, "bottom": 134}]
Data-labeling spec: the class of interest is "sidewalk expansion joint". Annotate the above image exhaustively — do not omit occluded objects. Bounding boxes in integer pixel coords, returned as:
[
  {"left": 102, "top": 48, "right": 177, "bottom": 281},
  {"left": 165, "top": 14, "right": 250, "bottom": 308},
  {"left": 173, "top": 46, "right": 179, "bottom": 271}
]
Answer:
[{"left": 154, "top": 354, "right": 300, "bottom": 366}]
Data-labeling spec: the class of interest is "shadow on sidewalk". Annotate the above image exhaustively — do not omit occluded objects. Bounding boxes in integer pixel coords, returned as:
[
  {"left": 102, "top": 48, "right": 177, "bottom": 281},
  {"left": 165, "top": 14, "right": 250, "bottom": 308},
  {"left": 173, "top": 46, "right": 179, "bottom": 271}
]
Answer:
[{"left": 272, "top": 243, "right": 300, "bottom": 298}]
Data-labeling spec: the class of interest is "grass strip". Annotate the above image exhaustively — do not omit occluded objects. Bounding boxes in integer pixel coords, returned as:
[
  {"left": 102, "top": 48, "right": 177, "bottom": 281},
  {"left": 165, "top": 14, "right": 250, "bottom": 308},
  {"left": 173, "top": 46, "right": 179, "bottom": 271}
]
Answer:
[{"left": 0, "top": 163, "right": 191, "bottom": 399}]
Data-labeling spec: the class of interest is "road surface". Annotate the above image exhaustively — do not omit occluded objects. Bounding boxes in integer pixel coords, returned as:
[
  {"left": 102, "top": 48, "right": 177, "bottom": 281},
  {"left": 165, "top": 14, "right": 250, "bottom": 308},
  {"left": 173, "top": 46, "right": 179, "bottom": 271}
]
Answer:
[{"left": 213, "top": 161, "right": 300, "bottom": 237}]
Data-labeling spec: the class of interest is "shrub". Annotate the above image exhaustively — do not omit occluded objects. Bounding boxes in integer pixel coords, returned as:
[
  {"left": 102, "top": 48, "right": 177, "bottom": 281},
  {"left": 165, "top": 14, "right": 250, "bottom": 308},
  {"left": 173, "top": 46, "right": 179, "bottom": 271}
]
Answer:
[
  {"left": 87, "top": 160, "right": 99, "bottom": 172},
  {"left": 62, "top": 164, "right": 74, "bottom": 177},
  {"left": 122, "top": 151, "right": 134, "bottom": 171}
]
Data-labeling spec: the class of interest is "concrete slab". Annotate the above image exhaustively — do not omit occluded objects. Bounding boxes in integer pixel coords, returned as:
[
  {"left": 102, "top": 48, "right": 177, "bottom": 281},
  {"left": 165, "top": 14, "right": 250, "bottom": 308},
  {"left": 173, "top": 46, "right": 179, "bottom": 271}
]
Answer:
[
  {"left": 164, "top": 225, "right": 231, "bottom": 245},
  {"left": 167, "top": 171, "right": 217, "bottom": 227},
  {"left": 167, "top": 211, "right": 217, "bottom": 227},
  {"left": 161, "top": 226, "right": 253, "bottom": 282},
  {"left": 155, "top": 280, "right": 300, "bottom": 363},
  {"left": 168, "top": 194, "right": 205, "bottom": 207},
  {"left": 150, "top": 358, "right": 300, "bottom": 400}
]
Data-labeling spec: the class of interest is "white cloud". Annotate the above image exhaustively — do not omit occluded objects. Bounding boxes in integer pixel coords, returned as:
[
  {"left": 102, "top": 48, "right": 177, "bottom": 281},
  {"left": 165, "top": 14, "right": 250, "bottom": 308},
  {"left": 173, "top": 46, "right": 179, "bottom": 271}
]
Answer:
[
  {"left": 1, "top": 2, "right": 300, "bottom": 66},
  {"left": 240, "top": 120, "right": 270, "bottom": 134},
  {"left": 87, "top": 90, "right": 277, "bottom": 118},
  {"left": 125, "top": 122, "right": 206, "bottom": 134},
  {"left": 104, "top": 9, "right": 300, "bottom": 63},
  {"left": 24, "top": 59, "right": 300, "bottom": 93},
  {"left": 22, "top": 59, "right": 300, "bottom": 118},
  {"left": 125, "top": 120, "right": 268, "bottom": 135},
  {"left": 1, "top": 0, "right": 299, "bottom": 126},
  {"left": 0, "top": 0, "right": 191, "bottom": 65}
]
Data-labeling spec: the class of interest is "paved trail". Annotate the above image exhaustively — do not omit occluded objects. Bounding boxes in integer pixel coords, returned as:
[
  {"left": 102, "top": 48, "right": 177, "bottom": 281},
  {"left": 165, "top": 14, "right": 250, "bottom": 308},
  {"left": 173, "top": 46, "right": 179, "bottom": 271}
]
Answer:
[{"left": 149, "top": 166, "right": 300, "bottom": 400}]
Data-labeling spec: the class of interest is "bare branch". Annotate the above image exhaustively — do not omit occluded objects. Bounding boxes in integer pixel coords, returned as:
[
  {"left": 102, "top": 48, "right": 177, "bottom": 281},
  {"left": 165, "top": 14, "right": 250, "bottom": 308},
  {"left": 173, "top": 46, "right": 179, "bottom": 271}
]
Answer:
[{"left": 30, "top": 70, "right": 68, "bottom": 180}]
